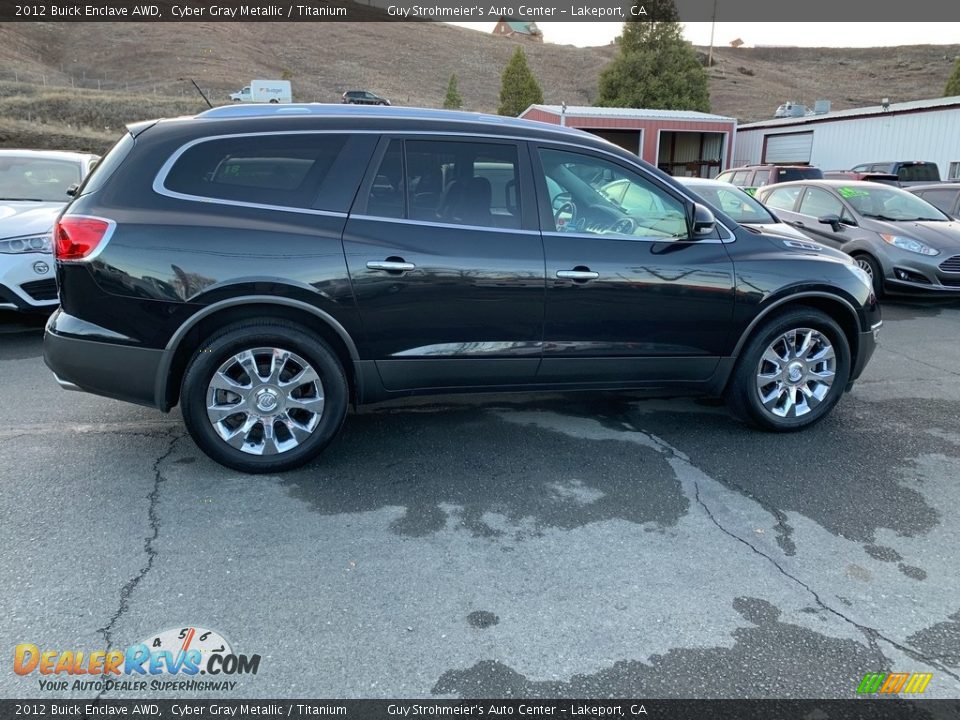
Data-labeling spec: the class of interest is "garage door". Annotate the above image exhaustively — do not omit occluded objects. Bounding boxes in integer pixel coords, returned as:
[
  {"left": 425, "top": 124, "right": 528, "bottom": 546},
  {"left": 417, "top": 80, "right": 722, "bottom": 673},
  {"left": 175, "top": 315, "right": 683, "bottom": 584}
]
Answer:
[{"left": 763, "top": 132, "right": 813, "bottom": 164}]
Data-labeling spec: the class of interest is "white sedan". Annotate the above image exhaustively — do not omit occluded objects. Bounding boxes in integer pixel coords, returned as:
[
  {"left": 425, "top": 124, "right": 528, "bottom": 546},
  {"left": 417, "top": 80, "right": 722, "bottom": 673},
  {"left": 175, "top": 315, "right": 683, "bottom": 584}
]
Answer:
[{"left": 0, "top": 149, "right": 99, "bottom": 311}]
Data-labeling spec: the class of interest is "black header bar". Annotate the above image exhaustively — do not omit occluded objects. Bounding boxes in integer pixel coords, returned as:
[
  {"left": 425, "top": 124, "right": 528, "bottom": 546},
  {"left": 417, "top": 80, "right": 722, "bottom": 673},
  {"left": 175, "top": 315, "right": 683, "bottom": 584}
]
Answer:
[{"left": 2, "top": 0, "right": 960, "bottom": 22}]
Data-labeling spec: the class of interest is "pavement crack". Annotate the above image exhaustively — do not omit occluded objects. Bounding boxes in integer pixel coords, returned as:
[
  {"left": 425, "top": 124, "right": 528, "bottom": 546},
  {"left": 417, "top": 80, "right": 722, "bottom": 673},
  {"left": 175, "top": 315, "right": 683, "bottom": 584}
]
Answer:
[
  {"left": 97, "top": 429, "right": 184, "bottom": 651},
  {"left": 692, "top": 479, "right": 960, "bottom": 682}
]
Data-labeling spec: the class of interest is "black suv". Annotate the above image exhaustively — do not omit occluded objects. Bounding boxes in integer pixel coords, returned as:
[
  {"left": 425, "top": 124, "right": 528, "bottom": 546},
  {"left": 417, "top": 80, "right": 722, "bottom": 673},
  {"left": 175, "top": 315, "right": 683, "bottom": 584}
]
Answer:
[
  {"left": 342, "top": 90, "right": 390, "bottom": 106},
  {"left": 44, "top": 105, "right": 880, "bottom": 473}
]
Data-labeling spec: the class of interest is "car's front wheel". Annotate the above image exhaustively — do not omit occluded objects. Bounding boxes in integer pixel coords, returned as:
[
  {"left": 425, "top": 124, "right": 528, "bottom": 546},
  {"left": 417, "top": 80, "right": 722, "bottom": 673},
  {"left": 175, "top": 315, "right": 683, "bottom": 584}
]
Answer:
[
  {"left": 853, "top": 253, "right": 884, "bottom": 297},
  {"left": 180, "top": 320, "right": 348, "bottom": 473},
  {"left": 726, "top": 308, "right": 851, "bottom": 431}
]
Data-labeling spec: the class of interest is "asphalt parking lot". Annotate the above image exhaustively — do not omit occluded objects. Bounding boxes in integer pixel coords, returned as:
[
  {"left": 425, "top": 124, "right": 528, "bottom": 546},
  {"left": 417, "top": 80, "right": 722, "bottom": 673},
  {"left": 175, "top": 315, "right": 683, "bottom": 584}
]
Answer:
[{"left": 2, "top": 299, "right": 960, "bottom": 700}]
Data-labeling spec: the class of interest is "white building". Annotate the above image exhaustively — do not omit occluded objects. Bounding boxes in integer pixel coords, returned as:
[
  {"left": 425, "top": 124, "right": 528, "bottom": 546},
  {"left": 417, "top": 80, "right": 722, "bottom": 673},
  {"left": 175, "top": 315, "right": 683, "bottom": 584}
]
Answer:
[{"left": 734, "top": 96, "right": 960, "bottom": 180}]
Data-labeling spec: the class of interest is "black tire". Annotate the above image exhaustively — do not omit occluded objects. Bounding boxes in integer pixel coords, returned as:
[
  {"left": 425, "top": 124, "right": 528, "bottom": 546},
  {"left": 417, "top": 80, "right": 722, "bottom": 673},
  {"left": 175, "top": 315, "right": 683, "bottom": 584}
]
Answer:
[
  {"left": 180, "top": 320, "right": 348, "bottom": 474},
  {"left": 726, "top": 308, "right": 851, "bottom": 432},
  {"left": 852, "top": 253, "right": 884, "bottom": 298}
]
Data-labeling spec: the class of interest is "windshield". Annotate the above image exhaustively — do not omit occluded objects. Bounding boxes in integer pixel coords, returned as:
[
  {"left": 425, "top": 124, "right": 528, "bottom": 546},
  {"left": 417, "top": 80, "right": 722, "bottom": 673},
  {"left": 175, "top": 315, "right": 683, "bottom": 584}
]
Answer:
[
  {"left": 0, "top": 157, "right": 82, "bottom": 202},
  {"left": 685, "top": 183, "right": 776, "bottom": 224},
  {"left": 837, "top": 185, "right": 949, "bottom": 222}
]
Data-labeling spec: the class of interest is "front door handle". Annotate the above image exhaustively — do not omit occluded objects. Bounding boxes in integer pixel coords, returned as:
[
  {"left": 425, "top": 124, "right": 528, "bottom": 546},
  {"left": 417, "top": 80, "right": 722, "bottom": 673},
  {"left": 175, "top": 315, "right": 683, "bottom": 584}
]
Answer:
[
  {"left": 367, "top": 259, "right": 416, "bottom": 273},
  {"left": 794, "top": 221, "right": 806, "bottom": 228},
  {"left": 557, "top": 268, "right": 600, "bottom": 282}
]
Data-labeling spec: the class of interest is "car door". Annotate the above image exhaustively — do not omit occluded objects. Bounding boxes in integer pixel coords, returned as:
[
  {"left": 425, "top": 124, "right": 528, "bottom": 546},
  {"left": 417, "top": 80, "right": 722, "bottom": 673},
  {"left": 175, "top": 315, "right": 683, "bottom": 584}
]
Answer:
[
  {"left": 790, "top": 186, "right": 859, "bottom": 248},
  {"left": 531, "top": 144, "right": 736, "bottom": 385},
  {"left": 342, "top": 136, "right": 544, "bottom": 391}
]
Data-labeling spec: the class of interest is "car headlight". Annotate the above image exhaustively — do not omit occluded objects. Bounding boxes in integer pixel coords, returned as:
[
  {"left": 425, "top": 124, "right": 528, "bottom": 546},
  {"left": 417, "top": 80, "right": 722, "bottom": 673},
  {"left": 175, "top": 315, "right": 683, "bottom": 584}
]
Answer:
[
  {"left": 879, "top": 234, "right": 939, "bottom": 256},
  {"left": 0, "top": 233, "right": 53, "bottom": 255},
  {"left": 845, "top": 264, "right": 873, "bottom": 288}
]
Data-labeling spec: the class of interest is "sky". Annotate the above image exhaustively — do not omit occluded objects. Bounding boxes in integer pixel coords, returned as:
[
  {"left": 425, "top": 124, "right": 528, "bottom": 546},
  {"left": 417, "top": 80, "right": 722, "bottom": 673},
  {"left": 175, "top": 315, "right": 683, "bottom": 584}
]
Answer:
[{"left": 449, "top": 22, "right": 960, "bottom": 48}]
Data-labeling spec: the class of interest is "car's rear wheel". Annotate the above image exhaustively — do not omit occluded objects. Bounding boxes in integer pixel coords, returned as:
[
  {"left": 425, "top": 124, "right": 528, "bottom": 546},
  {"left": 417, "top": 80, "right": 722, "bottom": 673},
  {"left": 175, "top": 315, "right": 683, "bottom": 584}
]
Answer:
[
  {"left": 726, "top": 308, "right": 851, "bottom": 431},
  {"left": 180, "top": 321, "right": 348, "bottom": 473},
  {"left": 853, "top": 253, "right": 884, "bottom": 297}
]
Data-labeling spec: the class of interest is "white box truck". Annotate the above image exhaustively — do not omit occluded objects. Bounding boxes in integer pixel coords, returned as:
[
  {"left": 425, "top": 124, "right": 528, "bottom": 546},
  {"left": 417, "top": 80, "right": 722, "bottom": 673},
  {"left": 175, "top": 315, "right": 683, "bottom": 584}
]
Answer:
[{"left": 229, "top": 80, "right": 292, "bottom": 104}]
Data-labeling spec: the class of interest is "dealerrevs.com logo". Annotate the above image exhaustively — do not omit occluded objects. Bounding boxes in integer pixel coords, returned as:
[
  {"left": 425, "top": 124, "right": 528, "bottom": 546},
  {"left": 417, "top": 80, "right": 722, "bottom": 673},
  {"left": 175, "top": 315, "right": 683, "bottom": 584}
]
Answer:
[{"left": 14, "top": 627, "right": 261, "bottom": 692}]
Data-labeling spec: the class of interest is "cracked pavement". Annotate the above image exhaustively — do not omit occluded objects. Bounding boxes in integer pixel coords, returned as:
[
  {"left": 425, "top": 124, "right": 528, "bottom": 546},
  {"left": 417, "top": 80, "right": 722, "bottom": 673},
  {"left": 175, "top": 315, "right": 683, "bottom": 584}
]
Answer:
[{"left": 1, "top": 299, "right": 959, "bottom": 699}]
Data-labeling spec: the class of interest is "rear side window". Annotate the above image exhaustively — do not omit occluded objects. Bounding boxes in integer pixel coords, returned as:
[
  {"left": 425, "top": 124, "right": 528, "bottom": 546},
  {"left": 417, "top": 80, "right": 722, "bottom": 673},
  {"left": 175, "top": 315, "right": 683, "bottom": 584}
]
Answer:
[
  {"left": 778, "top": 167, "right": 823, "bottom": 181},
  {"left": 77, "top": 132, "right": 134, "bottom": 197},
  {"left": 916, "top": 189, "right": 959, "bottom": 214},
  {"left": 731, "top": 171, "right": 750, "bottom": 186},
  {"left": 163, "top": 134, "right": 349, "bottom": 210},
  {"left": 763, "top": 186, "right": 802, "bottom": 212}
]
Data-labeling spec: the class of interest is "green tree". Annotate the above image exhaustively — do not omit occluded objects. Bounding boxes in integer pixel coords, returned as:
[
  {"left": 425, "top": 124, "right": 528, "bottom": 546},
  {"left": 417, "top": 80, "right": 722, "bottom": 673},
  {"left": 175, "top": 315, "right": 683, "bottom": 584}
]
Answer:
[
  {"left": 443, "top": 73, "right": 463, "bottom": 110},
  {"left": 596, "top": 0, "right": 710, "bottom": 112},
  {"left": 498, "top": 47, "right": 544, "bottom": 117},
  {"left": 946, "top": 57, "right": 960, "bottom": 96}
]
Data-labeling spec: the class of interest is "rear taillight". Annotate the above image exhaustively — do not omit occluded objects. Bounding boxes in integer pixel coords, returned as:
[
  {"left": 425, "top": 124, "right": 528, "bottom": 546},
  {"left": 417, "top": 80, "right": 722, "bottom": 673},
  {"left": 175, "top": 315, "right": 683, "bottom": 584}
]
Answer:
[{"left": 54, "top": 216, "right": 113, "bottom": 261}]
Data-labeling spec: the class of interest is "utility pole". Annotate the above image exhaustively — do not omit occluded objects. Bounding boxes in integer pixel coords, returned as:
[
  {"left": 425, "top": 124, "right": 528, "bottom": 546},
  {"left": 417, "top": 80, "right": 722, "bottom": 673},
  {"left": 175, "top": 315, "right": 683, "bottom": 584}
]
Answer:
[{"left": 707, "top": 0, "right": 718, "bottom": 67}]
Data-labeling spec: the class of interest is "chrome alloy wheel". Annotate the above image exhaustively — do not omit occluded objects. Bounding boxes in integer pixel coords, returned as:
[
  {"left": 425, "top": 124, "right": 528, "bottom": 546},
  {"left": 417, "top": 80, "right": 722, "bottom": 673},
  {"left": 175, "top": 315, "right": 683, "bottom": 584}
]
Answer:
[
  {"left": 205, "top": 347, "right": 325, "bottom": 455},
  {"left": 755, "top": 328, "right": 836, "bottom": 419}
]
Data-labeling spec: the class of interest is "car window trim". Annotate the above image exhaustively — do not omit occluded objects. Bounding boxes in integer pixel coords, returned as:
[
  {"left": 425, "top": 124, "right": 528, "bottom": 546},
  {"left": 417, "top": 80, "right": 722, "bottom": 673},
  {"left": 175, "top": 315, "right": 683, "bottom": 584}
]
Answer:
[{"left": 154, "top": 129, "right": 722, "bottom": 227}]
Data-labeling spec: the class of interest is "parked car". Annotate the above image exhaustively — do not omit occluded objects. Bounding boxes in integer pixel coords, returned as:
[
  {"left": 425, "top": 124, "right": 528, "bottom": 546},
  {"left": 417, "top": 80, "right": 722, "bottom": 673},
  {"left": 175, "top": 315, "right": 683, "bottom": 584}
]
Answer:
[
  {"left": 44, "top": 104, "right": 880, "bottom": 473},
  {"left": 909, "top": 183, "right": 960, "bottom": 220},
  {"left": 0, "top": 149, "right": 98, "bottom": 312},
  {"left": 676, "top": 177, "right": 814, "bottom": 242},
  {"left": 715, "top": 164, "right": 823, "bottom": 196},
  {"left": 849, "top": 161, "right": 940, "bottom": 186},
  {"left": 342, "top": 90, "right": 390, "bottom": 106},
  {"left": 756, "top": 180, "right": 960, "bottom": 296}
]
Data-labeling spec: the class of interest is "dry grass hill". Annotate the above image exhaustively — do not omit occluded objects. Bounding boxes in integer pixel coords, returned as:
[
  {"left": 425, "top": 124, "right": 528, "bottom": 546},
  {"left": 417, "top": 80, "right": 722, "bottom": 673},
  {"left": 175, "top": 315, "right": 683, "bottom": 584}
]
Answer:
[{"left": 0, "top": 20, "right": 958, "bottom": 154}]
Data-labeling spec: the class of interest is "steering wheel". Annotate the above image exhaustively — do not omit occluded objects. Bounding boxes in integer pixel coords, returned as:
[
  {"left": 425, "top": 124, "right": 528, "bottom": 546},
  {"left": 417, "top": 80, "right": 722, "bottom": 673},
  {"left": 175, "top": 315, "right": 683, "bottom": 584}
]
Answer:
[
  {"left": 554, "top": 201, "right": 578, "bottom": 230},
  {"left": 607, "top": 217, "right": 636, "bottom": 235}
]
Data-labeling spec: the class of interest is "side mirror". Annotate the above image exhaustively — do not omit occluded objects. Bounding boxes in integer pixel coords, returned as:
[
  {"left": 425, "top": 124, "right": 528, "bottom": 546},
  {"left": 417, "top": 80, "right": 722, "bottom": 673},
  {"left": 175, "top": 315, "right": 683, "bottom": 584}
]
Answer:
[
  {"left": 691, "top": 203, "right": 716, "bottom": 238},
  {"left": 65, "top": 183, "right": 79, "bottom": 197},
  {"left": 818, "top": 214, "right": 842, "bottom": 231}
]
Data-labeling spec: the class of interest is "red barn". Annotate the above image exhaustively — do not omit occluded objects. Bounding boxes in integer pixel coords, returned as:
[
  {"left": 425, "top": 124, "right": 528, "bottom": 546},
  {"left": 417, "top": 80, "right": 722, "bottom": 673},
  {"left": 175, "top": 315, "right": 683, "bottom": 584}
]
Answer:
[{"left": 520, "top": 105, "right": 737, "bottom": 177}]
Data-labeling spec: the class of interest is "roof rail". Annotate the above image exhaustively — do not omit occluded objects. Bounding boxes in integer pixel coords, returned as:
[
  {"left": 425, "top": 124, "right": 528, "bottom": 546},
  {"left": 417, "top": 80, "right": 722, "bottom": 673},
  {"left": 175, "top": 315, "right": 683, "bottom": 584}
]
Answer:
[{"left": 194, "top": 103, "right": 589, "bottom": 136}]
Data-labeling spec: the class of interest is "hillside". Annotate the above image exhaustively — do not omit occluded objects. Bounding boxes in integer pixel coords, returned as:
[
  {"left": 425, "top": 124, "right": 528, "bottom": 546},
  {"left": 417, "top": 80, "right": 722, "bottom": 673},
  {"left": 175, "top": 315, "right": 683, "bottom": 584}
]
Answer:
[{"left": 0, "top": 21, "right": 958, "bottom": 153}]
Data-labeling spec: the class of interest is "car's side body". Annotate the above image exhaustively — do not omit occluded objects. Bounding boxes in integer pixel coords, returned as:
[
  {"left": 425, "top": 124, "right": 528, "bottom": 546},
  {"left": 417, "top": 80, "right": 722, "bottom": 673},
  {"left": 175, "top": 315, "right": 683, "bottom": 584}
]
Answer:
[{"left": 43, "top": 105, "right": 880, "bottom": 472}]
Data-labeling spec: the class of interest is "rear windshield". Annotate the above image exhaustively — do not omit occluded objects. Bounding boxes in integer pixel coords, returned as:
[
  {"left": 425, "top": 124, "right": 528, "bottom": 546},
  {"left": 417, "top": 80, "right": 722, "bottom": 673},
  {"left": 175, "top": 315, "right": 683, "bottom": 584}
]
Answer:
[
  {"left": 77, "top": 132, "right": 134, "bottom": 197},
  {"left": 898, "top": 163, "right": 940, "bottom": 182},
  {"left": 777, "top": 167, "right": 823, "bottom": 181}
]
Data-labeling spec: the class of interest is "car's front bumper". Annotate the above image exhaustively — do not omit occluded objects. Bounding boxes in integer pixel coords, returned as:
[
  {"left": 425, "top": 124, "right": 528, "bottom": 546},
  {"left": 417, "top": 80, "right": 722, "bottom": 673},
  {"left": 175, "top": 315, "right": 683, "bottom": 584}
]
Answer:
[
  {"left": 0, "top": 252, "right": 58, "bottom": 310},
  {"left": 43, "top": 310, "right": 164, "bottom": 408}
]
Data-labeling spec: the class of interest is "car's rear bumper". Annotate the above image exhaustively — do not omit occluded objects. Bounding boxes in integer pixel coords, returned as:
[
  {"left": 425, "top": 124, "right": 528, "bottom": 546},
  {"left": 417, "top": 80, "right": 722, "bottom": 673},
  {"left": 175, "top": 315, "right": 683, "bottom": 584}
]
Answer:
[{"left": 43, "top": 311, "right": 164, "bottom": 408}]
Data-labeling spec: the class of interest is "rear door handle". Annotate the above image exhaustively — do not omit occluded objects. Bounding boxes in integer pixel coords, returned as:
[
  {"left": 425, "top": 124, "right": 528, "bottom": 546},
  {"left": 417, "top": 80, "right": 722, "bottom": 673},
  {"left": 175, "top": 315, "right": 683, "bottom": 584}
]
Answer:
[
  {"left": 793, "top": 221, "right": 806, "bottom": 228},
  {"left": 367, "top": 260, "right": 416, "bottom": 272},
  {"left": 557, "top": 269, "right": 600, "bottom": 282}
]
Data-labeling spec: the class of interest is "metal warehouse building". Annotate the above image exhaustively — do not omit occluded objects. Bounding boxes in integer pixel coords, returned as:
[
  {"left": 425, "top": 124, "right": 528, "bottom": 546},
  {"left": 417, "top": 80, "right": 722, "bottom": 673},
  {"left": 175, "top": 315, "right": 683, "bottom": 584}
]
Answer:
[
  {"left": 735, "top": 96, "right": 960, "bottom": 180},
  {"left": 521, "top": 105, "right": 737, "bottom": 177}
]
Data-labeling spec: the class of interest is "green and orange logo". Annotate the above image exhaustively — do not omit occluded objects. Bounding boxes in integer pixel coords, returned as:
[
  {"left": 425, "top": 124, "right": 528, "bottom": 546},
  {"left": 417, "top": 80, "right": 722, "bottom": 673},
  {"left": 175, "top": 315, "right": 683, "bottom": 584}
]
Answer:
[{"left": 857, "top": 672, "right": 932, "bottom": 694}]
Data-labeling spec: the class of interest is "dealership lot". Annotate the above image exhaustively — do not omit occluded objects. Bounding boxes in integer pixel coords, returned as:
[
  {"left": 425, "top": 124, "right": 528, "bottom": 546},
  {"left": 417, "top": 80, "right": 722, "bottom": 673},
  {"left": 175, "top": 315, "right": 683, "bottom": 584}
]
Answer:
[{"left": 1, "top": 300, "right": 959, "bottom": 699}]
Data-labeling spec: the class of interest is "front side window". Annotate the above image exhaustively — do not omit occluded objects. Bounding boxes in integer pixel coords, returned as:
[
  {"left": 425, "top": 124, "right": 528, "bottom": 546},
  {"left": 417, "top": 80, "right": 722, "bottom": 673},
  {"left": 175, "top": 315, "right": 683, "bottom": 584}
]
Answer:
[
  {"left": 538, "top": 148, "right": 687, "bottom": 240},
  {"left": 363, "top": 139, "right": 522, "bottom": 230},
  {"left": 163, "top": 134, "right": 348, "bottom": 209}
]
